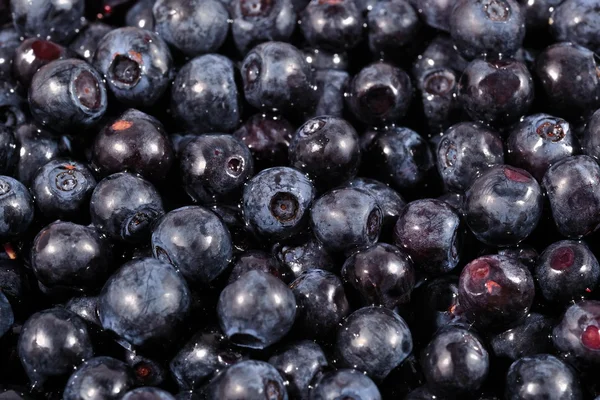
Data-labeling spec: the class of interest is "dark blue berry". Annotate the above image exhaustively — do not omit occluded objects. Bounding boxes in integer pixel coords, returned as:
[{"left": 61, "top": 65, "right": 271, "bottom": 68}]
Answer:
[
  {"left": 0, "top": 176, "right": 34, "bottom": 241},
  {"left": 63, "top": 356, "right": 135, "bottom": 400},
  {"left": 10, "top": 0, "right": 85, "bottom": 44},
  {"left": 300, "top": 0, "right": 364, "bottom": 51}
]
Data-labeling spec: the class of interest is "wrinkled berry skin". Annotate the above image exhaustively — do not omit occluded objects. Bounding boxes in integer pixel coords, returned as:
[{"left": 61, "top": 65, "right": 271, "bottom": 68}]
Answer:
[
  {"left": 29, "top": 59, "right": 107, "bottom": 132},
  {"left": 13, "top": 122, "right": 65, "bottom": 185},
  {"left": 63, "top": 357, "right": 135, "bottom": 400},
  {"left": 171, "top": 55, "right": 241, "bottom": 135},
  {"left": 205, "top": 360, "right": 288, "bottom": 400},
  {"left": 437, "top": 122, "right": 504, "bottom": 193},
  {"left": 231, "top": 0, "right": 296, "bottom": 54},
  {"left": 217, "top": 270, "right": 296, "bottom": 349},
  {"left": 507, "top": 114, "right": 579, "bottom": 182},
  {"left": 311, "top": 188, "right": 383, "bottom": 254},
  {"left": 466, "top": 165, "right": 543, "bottom": 246},
  {"left": 31, "top": 221, "right": 111, "bottom": 292},
  {"left": 69, "top": 22, "right": 113, "bottom": 62},
  {"left": 241, "top": 41, "right": 316, "bottom": 117},
  {"left": 0, "top": 127, "right": 18, "bottom": 176},
  {"left": 12, "top": 38, "right": 71, "bottom": 87},
  {"left": 553, "top": 300, "right": 600, "bottom": 365},
  {"left": 31, "top": 159, "right": 97, "bottom": 221},
  {"left": 0, "top": 291, "right": 13, "bottom": 339},
  {"left": 393, "top": 199, "right": 463, "bottom": 276},
  {"left": 0, "top": 176, "right": 34, "bottom": 241},
  {"left": 449, "top": 0, "right": 525, "bottom": 59},
  {"left": 310, "top": 369, "right": 382, "bottom": 400},
  {"left": 506, "top": 354, "right": 582, "bottom": 400},
  {"left": 347, "top": 62, "right": 413, "bottom": 126},
  {"left": 289, "top": 116, "right": 361, "bottom": 189},
  {"left": 92, "top": 109, "right": 174, "bottom": 182},
  {"left": 229, "top": 250, "right": 292, "bottom": 284},
  {"left": 90, "top": 172, "right": 164, "bottom": 243},
  {"left": 490, "top": 313, "right": 554, "bottom": 361},
  {"left": 459, "top": 255, "right": 535, "bottom": 330},
  {"left": 458, "top": 59, "right": 533, "bottom": 126},
  {"left": 272, "top": 237, "right": 335, "bottom": 279},
  {"left": 312, "top": 69, "right": 349, "bottom": 119},
  {"left": 300, "top": 0, "right": 363, "bottom": 51},
  {"left": 269, "top": 340, "right": 328, "bottom": 400},
  {"left": 409, "top": 0, "right": 453, "bottom": 31},
  {"left": 422, "top": 326, "right": 489, "bottom": 395},
  {"left": 18, "top": 308, "right": 93, "bottom": 388},
  {"left": 180, "top": 134, "right": 254, "bottom": 204},
  {"left": 122, "top": 388, "right": 175, "bottom": 400},
  {"left": 152, "top": 206, "right": 233, "bottom": 286},
  {"left": 582, "top": 108, "right": 600, "bottom": 163},
  {"left": 10, "top": 0, "right": 85, "bottom": 44},
  {"left": 98, "top": 258, "right": 191, "bottom": 349},
  {"left": 551, "top": 0, "right": 600, "bottom": 55},
  {"left": 290, "top": 269, "right": 350, "bottom": 339},
  {"left": 368, "top": 0, "right": 421, "bottom": 56},
  {"left": 535, "top": 43, "right": 600, "bottom": 121},
  {"left": 543, "top": 155, "right": 600, "bottom": 238},
  {"left": 242, "top": 167, "right": 315, "bottom": 241},
  {"left": 93, "top": 27, "right": 173, "bottom": 107}
]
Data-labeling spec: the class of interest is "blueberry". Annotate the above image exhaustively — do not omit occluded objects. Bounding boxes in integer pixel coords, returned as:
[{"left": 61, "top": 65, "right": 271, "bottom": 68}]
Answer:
[
  {"left": 243, "top": 166, "right": 315, "bottom": 241},
  {"left": 302, "top": 47, "right": 349, "bottom": 70},
  {"left": 0, "top": 26, "right": 20, "bottom": 78},
  {"left": 312, "top": 69, "right": 349, "bottom": 118},
  {"left": 0, "top": 126, "right": 18, "bottom": 176},
  {"left": 268, "top": 340, "right": 328, "bottom": 400},
  {"left": 409, "top": 0, "right": 453, "bottom": 31},
  {"left": 231, "top": 0, "right": 296, "bottom": 54},
  {"left": 0, "top": 79, "right": 27, "bottom": 129},
  {"left": 126, "top": 0, "right": 155, "bottom": 30},
  {"left": 18, "top": 308, "right": 93, "bottom": 388},
  {"left": 505, "top": 354, "right": 582, "bottom": 400},
  {"left": 65, "top": 296, "right": 102, "bottom": 327},
  {"left": 490, "top": 313, "right": 554, "bottom": 361},
  {"left": 69, "top": 22, "right": 113, "bottom": 62},
  {"left": 300, "top": 0, "right": 363, "bottom": 51},
  {"left": 290, "top": 116, "right": 361, "bottom": 189},
  {"left": 347, "top": 62, "right": 413, "bottom": 126},
  {"left": 437, "top": 191, "right": 465, "bottom": 214},
  {"left": 180, "top": 134, "right": 254, "bottom": 204},
  {"left": 151, "top": 206, "right": 233, "bottom": 286},
  {"left": 553, "top": 300, "right": 600, "bottom": 365},
  {"left": 289, "top": 269, "right": 350, "bottom": 339},
  {"left": 411, "top": 276, "right": 461, "bottom": 341},
  {"left": 497, "top": 245, "right": 539, "bottom": 270},
  {"left": 218, "top": 270, "right": 295, "bottom": 348},
  {"left": 309, "top": 369, "right": 382, "bottom": 400},
  {"left": 416, "top": 66, "right": 462, "bottom": 136},
  {"left": 171, "top": 54, "right": 242, "bottom": 135},
  {"left": 412, "top": 35, "right": 468, "bottom": 80},
  {"left": 465, "top": 165, "right": 543, "bottom": 246},
  {"left": 458, "top": 255, "right": 535, "bottom": 329},
  {"left": 272, "top": 236, "right": 336, "bottom": 279},
  {"left": 0, "top": 291, "right": 13, "bottom": 339},
  {"left": 98, "top": 257, "right": 191, "bottom": 349},
  {"left": 421, "top": 326, "right": 489, "bottom": 395},
  {"left": 336, "top": 306, "right": 413, "bottom": 380},
  {"left": 93, "top": 27, "right": 173, "bottom": 107},
  {"left": 542, "top": 155, "right": 600, "bottom": 238},
  {"left": 10, "top": 0, "right": 85, "bottom": 44},
  {"left": 63, "top": 356, "right": 135, "bottom": 400},
  {"left": 582, "top": 108, "right": 600, "bottom": 163},
  {"left": 551, "top": 0, "right": 600, "bottom": 54},
  {"left": 12, "top": 38, "right": 71, "bottom": 87},
  {"left": 0, "top": 176, "right": 34, "bottom": 241},
  {"left": 367, "top": 0, "right": 421, "bottom": 57},
  {"left": 229, "top": 250, "right": 293, "bottom": 284},
  {"left": 31, "top": 159, "right": 97, "bottom": 221},
  {"left": 31, "top": 221, "right": 111, "bottom": 292},
  {"left": 90, "top": 172, "right": 164, "bottom": 243},
  {"left": 122, "top": 387, "right": 176, "bottom": 400},
  {"left": 520, "top": 0, "right": 564, "bottom": 34},
  {"left": 204, "top": 360, "right": 288, "bottom": 400}
]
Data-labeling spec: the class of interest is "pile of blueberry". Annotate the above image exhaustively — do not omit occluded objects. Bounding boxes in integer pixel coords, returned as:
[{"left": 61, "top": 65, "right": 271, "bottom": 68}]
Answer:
[{"left": 3, "top": 0, "right": 600, "bottom": 398}]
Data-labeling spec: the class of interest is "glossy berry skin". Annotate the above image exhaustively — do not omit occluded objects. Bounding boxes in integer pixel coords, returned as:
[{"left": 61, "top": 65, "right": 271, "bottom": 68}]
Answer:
[
  {"left": 300, "top": 0, "right": 363, "bottom": 52},
  {"left": 542, "top": 155, "right": 600, "bottom": 238},
  {"left": 10, "top": 0, "right": 85, "bottom": 44},
  {"left": 347, "top": 62, "right": 413, "bottom": 126},
  {"left": 368, "top": 0, "right": 421, "bottom": 56},
  {"left": 302, "top": 47, "right": 349, "bottom": 71},
  {"left": 205, "top": 360, "right": 288, "bottom": 400},
  {"left": 152, "top": 206, "right": 233, "bottom": 286},
  {"left": 0, "top": 26, "right": 19, "bottom": 78},
  {"left": 310, "top": 369, "right": 382, "bottom": 400},
  {"left": 289, "top": 116, "right": 361, "bottom": 189},
  {"left": 66, "top": 296, "right": 102, "bottom": 327},
  {"left": 412, "top": 276, "right": 460, "bottom": 341},
  {"left": 507, "top": 114, "right": 579, "bottom": 182},
  {"left": 18, "top": 308, "right": 93, "bottom": 388},
  {"left": 98, "top": 258, "right": 191, "bottom": 349},
  {"left": 437, "top": 122, "right": 504, "bottom": 193},
  {"left": 126, "top": 0, "right": 155, "bottom": 30},
  {"left": 290, "top": 269, "right": 350, "bottom": 339},
  {"left": 242, "top": 167, "right": 315, "bottom": 241},
  {"left": 13, "top": 122, "right": 65, "bottom": 185},
  {"left": 31, "top": 159, "right": 97, "bottom": 221},
  {"left": 217, "top": 270, "right": 296, "bottom": 349},
  {"left": 63, "top": 357, "right": 135, "bottom": 400},
  {"left": 497, "top": 245, "right": 539, "bottom": 270},
  {"left": 0, "top": 176, "right": 33, "bottom": 241},
  {"left": 449, "top": 0, "right": 525, "bottom": 59},
  {"left": 268, "top": 340, "right": 328, "bottom": 400},
  {"left": 69, "top": 22, "right": 113, "bottom": 62},
  {"left": 416, "top": 66, "right": 462, "bottom": 136},
  {"left": 505, "top": 354, "right": 582, "bottom": 400},
  {"left": 93, "top": 27, "right": 173, "bottom": 107},
  {"left": 0, "top": 291, "right": 13, "bottom": 339},
  {"left": 341, "top": 243, "right": 415, "bottom": 309},
  {"left": 171, "top": 55, "right": 242, "bottom": 135},
  {"left": 122, "top": 388, "right": 175, "bottom": 400},
  {"left": 312, "top": 69, "right": 349, "bottom": 119},
  {"left": 459, "top": 255, "right": 535, "bottom": 330},
  {"left": 490, "top": 313, "right": 554, "bottom": 361},
  {"left": 241, "top": 41, "right": 316, "bottom": 117},
  {"left": 12, "top": 38, "right": 70, "bottom": 87},
  {"left": 231, "top": 0, "right": 296, "bottom": 54},
  {"left": 92, "top": 109, "right": 174, "bottom": 182},
  {"left": 421, "top": 326, "right": 489, "bottom": 395},
  {"left": 90, "top": 172, "right": 164, "bottom": 243},
  {"left": 272, "top": 237, "right": 335, "bottom": 279},
  {"left": 465, "top": 165, "right": 543, "bottom": 246},
  {"left": 535, "top": 43, "right": 600, "bottom": 121},
  {"left": 31, "top": 221, "right": 111, "bottom": 292},
  {"left": 409, "top": 0, "right": 453, "bottom": 31},
  {"left": 311, "top": 188, "right": 383, "bottom": 254},
  {"left": 229, "top": 250, "right": 292, "bottom": 284},
  {"left": 551, "top": 0, "right": 600, "bottom": 55},
  {"left": 180, "top": 134, "right": 254, "bottom": 204},
  {"left": 582, "top": 108, "right": 600, "bottom": 163},
  {"left": 0, "top": 127, "right": 18, "bottom": 176},
  {"left": 393, "top": 199, "right": 463, "bottom": 276},
  {"left": 412, "top": 35, "right": 468, "bottom": 80},
  {"left": 520, "top": 0, "right": 564, "bottom": 33},
  {"left": 459, "top": 59, "right": 533, "bottom": 126},
  {"left": 553, "top": 300, "right": 600, "bottom": 365},
  {"left": 170, "top": 329, "right": 245, "bottom": 391}
]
